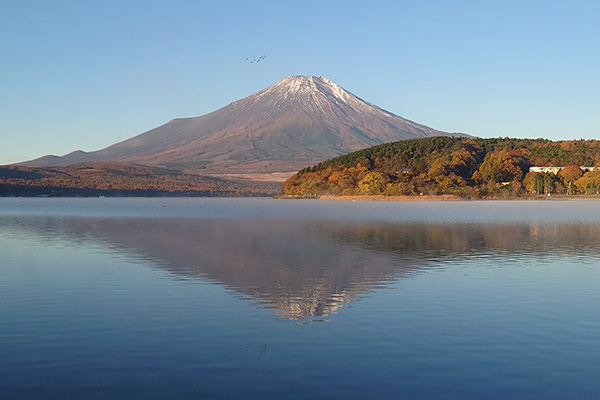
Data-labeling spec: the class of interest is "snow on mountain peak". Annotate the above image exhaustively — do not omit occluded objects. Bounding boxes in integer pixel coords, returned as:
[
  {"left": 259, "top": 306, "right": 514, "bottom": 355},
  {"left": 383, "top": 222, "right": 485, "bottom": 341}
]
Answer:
[
  {"left": 270, "top": 76, "right": 345, "bottom": 98},
  {"left": 233, "top": 75, "right": 387, "bottom": 119}
]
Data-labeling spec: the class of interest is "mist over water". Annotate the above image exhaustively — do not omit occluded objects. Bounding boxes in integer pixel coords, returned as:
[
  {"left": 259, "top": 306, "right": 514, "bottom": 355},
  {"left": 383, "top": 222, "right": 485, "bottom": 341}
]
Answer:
[{"left": 1, "top": 198, "right": 600, "bottom": 399}]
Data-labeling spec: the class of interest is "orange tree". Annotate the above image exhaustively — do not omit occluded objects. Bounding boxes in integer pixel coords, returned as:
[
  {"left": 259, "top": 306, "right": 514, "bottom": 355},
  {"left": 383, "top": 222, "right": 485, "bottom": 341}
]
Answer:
[
  {"left": 575, "top": 169, "right": 600, "bottom": 194},
  {"left": 558, "top": 166, "right": 583, "bottom": 195},
  {"left": 473, "top": 149, "right": 530, "bottom": 185}
]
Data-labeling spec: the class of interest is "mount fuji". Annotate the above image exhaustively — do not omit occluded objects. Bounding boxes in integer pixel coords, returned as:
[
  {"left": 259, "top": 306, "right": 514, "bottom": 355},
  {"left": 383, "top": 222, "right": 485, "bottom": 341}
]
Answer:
[{"left": 23, "top": 76, "right": 467, "bottom": 180}]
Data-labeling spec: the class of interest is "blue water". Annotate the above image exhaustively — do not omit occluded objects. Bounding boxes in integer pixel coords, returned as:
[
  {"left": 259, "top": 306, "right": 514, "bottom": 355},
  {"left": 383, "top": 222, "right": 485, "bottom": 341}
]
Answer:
[{"left": 1, "top": 198, "right": 600, "bottom": 399}]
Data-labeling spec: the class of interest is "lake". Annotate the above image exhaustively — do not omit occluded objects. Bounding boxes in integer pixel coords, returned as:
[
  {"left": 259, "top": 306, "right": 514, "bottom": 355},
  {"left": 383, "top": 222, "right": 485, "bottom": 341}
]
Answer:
[{"left": 1, "top": 198, "right": 600, "bottom": 399}]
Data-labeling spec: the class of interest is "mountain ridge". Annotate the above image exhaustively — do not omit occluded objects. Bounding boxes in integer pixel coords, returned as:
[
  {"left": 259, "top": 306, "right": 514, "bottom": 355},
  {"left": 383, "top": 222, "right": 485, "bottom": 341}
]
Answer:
[{"left": 22, "top": 75, "right": 467, "bottom": 179}]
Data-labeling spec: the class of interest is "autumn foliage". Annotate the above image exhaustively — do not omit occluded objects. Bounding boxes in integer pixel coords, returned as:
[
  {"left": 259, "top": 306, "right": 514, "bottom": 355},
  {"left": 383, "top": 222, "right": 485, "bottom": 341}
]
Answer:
[
  {"left": 0, "top": 162, "right": 279, "bottom": 197},
  {"left": 282, "top": 137, "right": 600, "bottom": 198}
]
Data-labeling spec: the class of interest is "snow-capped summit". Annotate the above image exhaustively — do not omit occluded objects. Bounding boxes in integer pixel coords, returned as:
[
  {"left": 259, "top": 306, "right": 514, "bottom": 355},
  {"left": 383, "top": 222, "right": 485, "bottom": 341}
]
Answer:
[{"left": 241, "top": 75, "right": 380, "bottom": 116}]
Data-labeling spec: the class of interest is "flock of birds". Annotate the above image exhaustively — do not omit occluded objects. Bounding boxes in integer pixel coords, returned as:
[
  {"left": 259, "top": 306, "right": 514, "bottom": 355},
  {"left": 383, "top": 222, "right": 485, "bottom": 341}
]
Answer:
[{"left": 246, "top": 55, "right": 266, "bottom": 64}]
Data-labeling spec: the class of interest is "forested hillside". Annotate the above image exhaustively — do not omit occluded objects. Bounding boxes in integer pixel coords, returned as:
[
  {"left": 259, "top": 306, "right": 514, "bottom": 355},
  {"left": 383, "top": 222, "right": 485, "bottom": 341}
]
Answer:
[
  {"left": 282, "top": 137, "right": 600, "bottom": 198},
  {"left": 0, "top": 162, "right": 279, "bottom": 197}
]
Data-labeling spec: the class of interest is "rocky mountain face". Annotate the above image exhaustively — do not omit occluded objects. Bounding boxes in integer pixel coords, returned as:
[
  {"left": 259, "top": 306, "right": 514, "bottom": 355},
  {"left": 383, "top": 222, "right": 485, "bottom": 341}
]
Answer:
[{"left": 23, "top": 75, "right": 466, "bottom": 180}]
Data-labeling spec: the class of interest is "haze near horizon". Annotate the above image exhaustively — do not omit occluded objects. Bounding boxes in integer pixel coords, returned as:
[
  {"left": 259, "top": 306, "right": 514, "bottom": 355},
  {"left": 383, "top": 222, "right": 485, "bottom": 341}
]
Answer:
[{"left": 1, "top": 1, "right": 599, "bottom": 165}]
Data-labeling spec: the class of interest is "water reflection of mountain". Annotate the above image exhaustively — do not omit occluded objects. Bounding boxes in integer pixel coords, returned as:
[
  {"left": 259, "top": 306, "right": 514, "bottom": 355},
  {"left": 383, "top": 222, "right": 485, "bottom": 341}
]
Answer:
[
  {"left": 9, "top": 217, "right": 417, "bottom": 319},
  {"left": 7, "top": 217, "right": 600, "bottom": 319}
]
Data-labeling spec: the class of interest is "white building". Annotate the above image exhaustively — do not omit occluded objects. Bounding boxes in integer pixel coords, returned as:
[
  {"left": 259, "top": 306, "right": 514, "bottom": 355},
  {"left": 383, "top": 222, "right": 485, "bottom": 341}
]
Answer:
[{"left": 529, "top": 166, "right": 599, "bottom": 174}]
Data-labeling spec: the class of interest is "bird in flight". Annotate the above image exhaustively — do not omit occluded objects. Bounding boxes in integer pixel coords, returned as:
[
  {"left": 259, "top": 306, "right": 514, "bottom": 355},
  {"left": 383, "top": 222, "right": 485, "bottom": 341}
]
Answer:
[{"left": 247, "top": 55, "right": 266, "bottom": 64}]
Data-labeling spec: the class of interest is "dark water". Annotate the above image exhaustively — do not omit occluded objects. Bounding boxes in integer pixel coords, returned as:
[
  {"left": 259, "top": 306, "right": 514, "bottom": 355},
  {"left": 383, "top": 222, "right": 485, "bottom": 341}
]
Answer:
[{"left": 1, "top": 198, "right": 600, "bottom": 399}]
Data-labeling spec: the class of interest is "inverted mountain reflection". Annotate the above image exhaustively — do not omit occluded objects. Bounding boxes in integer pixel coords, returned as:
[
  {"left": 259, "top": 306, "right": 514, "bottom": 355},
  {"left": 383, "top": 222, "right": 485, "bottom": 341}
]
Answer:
[{"left": 7, "top": 216, "right": 600, "bottom": 319}]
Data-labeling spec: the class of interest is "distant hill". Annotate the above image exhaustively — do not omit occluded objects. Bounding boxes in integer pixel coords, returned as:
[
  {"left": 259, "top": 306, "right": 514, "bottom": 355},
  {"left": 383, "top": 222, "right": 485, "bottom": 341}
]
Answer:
[
  {"left": 0, "top": 163, "right": 279, "bottom": 197},
  {"left": 282, "top": 137, "right": 600, "bottom": 198},
  {"left": 22, "top": 76, "right": 466, "bottom": 181}
]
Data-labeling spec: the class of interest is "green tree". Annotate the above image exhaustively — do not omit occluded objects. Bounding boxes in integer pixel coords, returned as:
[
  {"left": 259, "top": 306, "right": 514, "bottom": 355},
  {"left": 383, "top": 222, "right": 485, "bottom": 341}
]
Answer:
[{"left": 541, "top": 173, "right": 556, "bottom": 194}]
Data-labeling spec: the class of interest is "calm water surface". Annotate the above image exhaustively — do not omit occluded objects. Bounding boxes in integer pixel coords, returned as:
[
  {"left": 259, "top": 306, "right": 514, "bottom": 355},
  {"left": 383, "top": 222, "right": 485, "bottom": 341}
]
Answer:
[{"left": 1, "top": 198, "right": 600, "bottom": 399}]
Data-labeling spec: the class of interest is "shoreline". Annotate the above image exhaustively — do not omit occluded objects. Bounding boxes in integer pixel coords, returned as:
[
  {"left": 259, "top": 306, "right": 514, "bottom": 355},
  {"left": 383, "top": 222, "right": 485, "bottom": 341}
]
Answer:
[
  {"left": 318, "top": 195, "right": 463, "bottom": 201},
  {"left": 286, "top": 194, "right": 600, "bottom": 202}
]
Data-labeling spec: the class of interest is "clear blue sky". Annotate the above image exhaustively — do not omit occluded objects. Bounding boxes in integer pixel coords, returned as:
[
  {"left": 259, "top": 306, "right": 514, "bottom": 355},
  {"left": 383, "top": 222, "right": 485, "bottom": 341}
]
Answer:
[{"left": 1, "top": 0, "right": 599, "bottom": 165}]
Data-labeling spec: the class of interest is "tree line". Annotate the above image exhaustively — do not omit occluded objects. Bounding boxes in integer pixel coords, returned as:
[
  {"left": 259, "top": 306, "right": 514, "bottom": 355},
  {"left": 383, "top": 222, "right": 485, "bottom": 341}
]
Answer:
[
  {"left": 0, "top": 162, "right": 279, "bottom": 197},
  {"left": 282, "top": 137, "right": 600, "bottom": 198}
]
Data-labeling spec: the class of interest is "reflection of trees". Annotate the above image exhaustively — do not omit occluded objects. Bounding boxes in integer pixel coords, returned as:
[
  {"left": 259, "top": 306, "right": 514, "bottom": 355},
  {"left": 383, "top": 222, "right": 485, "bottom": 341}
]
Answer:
[
  {"left": 7, "top": 216, "right": 600, "bottom": 319},
  {"left": 323, "top": 222, "right": 600, "bottom": 260}
]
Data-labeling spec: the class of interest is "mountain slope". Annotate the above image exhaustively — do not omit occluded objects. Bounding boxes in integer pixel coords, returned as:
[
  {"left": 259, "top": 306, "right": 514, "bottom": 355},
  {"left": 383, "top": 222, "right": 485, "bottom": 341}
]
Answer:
[{"left": 23, "top": 75, "right": 466, "bottom": 178}]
